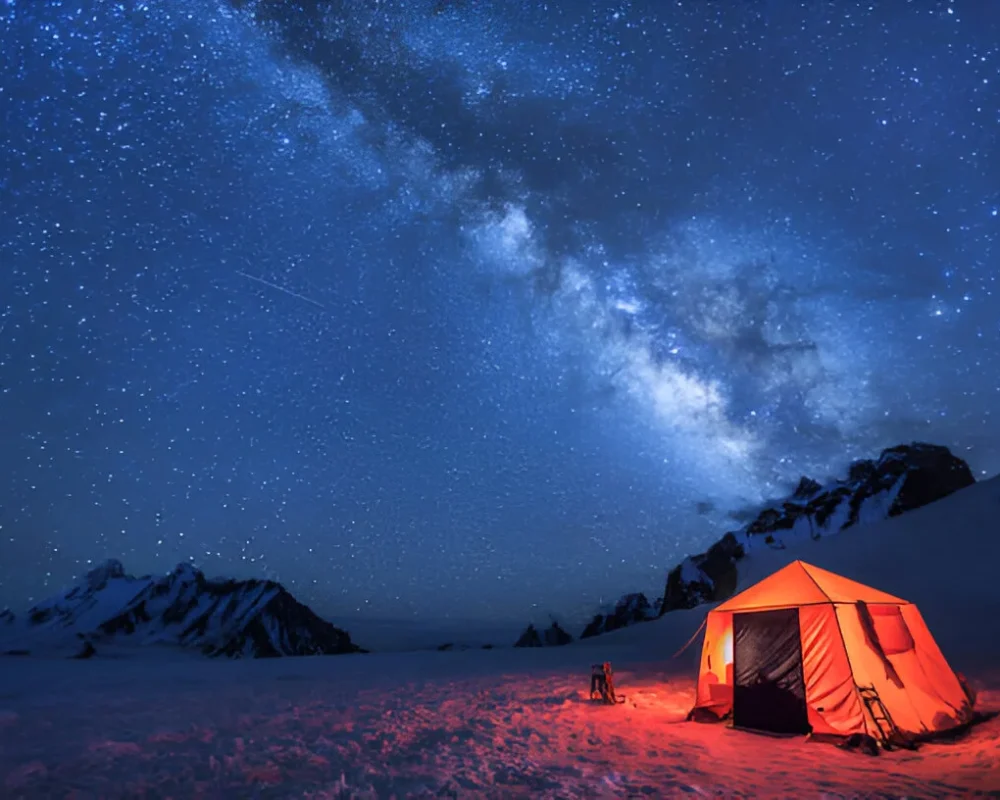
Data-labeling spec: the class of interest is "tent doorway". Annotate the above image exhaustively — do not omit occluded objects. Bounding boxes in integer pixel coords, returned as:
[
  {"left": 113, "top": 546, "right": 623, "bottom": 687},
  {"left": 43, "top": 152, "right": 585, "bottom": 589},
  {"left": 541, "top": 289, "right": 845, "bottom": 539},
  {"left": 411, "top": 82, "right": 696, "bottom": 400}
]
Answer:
[{"left": 732, "top": 608, "right": 810, "bottom": 735}]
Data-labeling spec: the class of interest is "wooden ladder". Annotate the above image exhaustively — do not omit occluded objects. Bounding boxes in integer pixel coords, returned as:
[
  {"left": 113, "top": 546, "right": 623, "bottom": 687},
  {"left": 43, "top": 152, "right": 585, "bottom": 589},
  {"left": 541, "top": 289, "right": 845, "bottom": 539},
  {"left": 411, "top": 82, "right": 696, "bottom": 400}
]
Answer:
[{"left": 857, "top": 684, "right": 906, "bottom": 748}]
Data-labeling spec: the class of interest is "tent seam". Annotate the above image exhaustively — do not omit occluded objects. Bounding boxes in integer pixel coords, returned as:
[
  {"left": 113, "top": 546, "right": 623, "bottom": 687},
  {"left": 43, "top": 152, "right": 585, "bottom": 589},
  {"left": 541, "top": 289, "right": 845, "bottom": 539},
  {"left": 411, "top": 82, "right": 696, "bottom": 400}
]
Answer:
[
  {"left": 717, "top": 599, "right": 908, "bottom": 613},
  {"left": 800, "top": 562, "right": 909, "bottom": 605},
  {"left": 798, "top": 561, "right": 834, "bottom": 603}
]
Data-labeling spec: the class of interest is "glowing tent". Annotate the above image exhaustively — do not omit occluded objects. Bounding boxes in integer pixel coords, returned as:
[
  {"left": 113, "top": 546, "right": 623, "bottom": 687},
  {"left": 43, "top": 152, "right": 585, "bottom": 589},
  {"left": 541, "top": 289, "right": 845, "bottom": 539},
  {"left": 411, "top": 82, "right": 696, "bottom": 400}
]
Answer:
[{"left": 691, "top": 561, "right": 975, "bottom": 740}]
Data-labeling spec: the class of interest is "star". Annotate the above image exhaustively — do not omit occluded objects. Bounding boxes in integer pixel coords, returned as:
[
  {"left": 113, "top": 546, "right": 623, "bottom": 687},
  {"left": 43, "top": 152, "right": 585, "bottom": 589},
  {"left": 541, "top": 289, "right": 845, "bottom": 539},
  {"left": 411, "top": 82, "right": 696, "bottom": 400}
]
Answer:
[{"left": 0, "top": 0, "right": 997, "bottom": 628}]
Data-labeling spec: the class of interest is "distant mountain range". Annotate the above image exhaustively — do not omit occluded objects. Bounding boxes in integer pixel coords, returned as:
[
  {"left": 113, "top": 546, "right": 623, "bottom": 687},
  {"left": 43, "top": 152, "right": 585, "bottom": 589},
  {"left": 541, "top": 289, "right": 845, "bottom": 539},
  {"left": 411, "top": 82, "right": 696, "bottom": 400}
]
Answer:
[
  {"left": 513, "top": 441, "right": 977, "bottom": 647},
  {"left": 1, "top": 560, "right": 362, "bottom": 659},
  {"left": 2, "top": 441, "right": 978, "bottom": 657}
]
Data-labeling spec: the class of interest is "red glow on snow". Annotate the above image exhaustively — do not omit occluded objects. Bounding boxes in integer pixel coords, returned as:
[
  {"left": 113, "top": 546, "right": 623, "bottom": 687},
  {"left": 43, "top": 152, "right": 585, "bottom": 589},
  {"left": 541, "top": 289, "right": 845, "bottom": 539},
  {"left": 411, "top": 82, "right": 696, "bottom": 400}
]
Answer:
[{"left": 1, "top": 655, "right": 997, "bottom": 797}]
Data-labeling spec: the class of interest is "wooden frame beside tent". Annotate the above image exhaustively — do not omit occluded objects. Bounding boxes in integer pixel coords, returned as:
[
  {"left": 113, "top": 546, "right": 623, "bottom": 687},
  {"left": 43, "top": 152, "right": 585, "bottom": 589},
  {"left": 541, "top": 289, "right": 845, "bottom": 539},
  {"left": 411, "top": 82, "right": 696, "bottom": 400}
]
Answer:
[{"left": 691, "top": 561, "right": 975, "bottom": 741}]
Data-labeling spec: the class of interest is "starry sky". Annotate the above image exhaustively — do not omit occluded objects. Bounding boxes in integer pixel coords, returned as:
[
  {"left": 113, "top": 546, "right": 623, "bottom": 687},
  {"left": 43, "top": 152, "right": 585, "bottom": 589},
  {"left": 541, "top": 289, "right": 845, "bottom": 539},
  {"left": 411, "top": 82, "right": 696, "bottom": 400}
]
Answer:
[{"left": 0, "top": 0, "right": 998, "bottom": 629}]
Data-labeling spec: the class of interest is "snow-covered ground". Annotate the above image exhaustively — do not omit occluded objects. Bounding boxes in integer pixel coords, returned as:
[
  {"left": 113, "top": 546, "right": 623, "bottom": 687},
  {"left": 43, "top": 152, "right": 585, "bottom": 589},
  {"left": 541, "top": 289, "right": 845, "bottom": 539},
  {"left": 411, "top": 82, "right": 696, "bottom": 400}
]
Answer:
[
  {"left": 2, "top": 477, "right": 999, "bottom": 797},
  {"left": 1, "top": 639, "right": 997, "bottom": 798}
]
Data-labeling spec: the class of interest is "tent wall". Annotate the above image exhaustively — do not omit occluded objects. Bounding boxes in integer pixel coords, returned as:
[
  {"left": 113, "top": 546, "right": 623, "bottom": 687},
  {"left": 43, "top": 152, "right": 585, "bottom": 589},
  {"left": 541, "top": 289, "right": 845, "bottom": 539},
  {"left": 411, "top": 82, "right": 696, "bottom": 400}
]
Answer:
[
  {"left": 836, "top": 603, "right": 973, "bottom": 735},
  {"left": 694, "top": 610, "right": 733, "bottom": 716},
  {"left": 691, "top": 592, "right": 972, "bottom": 738},
  {"left": 897, "top": 604, "right": 973, "bottom": 729},
  {"left": 798, "top": 604, "right": 867, "bottom": 735}
]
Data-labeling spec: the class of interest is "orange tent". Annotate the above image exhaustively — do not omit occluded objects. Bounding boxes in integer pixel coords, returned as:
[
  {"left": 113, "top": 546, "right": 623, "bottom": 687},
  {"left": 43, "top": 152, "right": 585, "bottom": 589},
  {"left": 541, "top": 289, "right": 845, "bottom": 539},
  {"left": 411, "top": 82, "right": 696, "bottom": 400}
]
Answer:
[{"left": 691, "top": 561, "right": 975, "bottom": 740}]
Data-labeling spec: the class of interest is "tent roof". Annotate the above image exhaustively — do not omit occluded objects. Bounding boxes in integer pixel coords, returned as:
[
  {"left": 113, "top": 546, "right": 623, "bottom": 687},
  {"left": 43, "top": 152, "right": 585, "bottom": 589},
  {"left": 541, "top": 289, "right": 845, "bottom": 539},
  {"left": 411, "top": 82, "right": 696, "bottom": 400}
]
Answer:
[{"left": 714, "top": 560, "right": 909, "bottom": 612}]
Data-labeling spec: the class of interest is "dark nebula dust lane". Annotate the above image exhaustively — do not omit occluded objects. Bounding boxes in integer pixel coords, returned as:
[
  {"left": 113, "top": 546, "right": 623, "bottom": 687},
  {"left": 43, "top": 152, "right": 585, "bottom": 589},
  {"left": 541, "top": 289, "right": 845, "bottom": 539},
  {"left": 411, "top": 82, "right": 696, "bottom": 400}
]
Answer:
[{"left": 0, "top": 0, "right": 997, "bottom": 623}]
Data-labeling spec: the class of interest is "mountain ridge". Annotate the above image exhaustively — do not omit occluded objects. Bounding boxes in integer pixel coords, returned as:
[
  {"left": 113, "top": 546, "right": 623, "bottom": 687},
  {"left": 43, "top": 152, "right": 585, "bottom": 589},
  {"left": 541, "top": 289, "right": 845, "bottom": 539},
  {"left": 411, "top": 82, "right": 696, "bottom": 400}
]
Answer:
[
  {"left": 657, "top": 441, "right": 974, "bottom": 618},
  {"left": 2, "top": 442, "right": 979, "bottom": 655},
  {"left": 515, "top": 441, "right": 977, "bottom": 645},
  {"left": 3, "top": 560, "right": 362, "bottom": 659}
]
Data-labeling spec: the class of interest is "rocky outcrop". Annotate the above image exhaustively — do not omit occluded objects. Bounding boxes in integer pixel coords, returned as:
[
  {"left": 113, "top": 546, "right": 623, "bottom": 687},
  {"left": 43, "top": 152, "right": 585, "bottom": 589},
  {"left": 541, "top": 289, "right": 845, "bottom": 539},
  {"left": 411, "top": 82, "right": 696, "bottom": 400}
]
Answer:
[
  {"left": 793, "top": 476, "right": 822, "bottom": 499},
  {"left": 580, "top": 593, "right": 657, "bottom": 639},
  {"left": 0, "top": 608, "right": 14, "bottom": 626},
  {"left": 514, "top": 621, "right": 573, "bottom": 648},
  {"left": 741, "top": 442, "right": 974, "bottom": 546},
  {"left": 659, "top": 533, "right": 744, "bottom": 615},
  {"left": 656, "top": 442, "right": 975, "bottom": 616},
  {"left": 543, "top": 621, "right": 573, "bottom": 646},
  {"left": 514, "top": 624, "right": 542, "bottom": 648},
  {"left": 881, "top": 443, "right": 975, "bottom": 516},
  {"left": 71, "top": 640, "right": 96, "bottom": 660}
]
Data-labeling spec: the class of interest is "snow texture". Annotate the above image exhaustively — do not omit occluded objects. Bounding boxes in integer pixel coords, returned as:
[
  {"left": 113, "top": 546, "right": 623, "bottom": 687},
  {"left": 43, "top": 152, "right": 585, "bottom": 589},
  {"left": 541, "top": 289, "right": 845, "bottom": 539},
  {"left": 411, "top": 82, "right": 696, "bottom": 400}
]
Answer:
[{"left": 1, "top": 476, "right": 999, "bottom": 796}]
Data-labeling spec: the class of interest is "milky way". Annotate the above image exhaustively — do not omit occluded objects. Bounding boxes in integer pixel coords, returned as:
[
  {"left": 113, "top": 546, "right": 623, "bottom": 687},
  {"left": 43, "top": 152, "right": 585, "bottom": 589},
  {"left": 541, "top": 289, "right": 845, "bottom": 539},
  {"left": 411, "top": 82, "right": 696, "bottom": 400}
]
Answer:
[{"left": 0, "top": 0, "right": 997, "bottom": 626}]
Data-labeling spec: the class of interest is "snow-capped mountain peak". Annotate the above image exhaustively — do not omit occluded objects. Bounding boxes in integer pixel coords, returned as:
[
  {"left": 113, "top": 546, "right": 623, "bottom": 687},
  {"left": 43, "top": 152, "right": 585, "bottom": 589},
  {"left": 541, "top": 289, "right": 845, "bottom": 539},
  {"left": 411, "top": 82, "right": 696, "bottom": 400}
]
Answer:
[
  {"left": 7, "top": 562, "right": 362, "bottom": 659},
  {"left": 83, "top": 558, "right": 127, "bottom": 591},
  {"left": 741, "top": 442, "right": 975, "bottom": 546},
  {"left": 95, "top": 565, "right": 360, "bottom": 658},
  {"left": 656, "top": 442, "right": 975, "bottom": 617},
  {"left": 168, "top": 561, "right": 202, "bottom": 584},
  {"left": 25, "top": 561, "right": 153, "bottom": 631}
]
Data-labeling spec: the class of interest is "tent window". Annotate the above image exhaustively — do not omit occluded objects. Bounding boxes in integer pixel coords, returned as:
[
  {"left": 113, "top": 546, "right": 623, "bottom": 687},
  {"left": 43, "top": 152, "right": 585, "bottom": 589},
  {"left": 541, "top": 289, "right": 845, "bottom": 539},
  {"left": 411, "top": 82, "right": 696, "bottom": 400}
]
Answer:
[{"left": 869, "top": 605, "right": 915, "bottom": 655}]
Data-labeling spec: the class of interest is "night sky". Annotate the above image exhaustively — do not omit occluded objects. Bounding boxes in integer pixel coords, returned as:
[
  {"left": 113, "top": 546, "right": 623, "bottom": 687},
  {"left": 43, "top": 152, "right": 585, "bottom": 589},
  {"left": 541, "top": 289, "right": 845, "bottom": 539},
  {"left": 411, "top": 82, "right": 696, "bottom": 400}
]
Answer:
[{"left": 1, "top": 1, "right": 997, "bottom": 628}]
